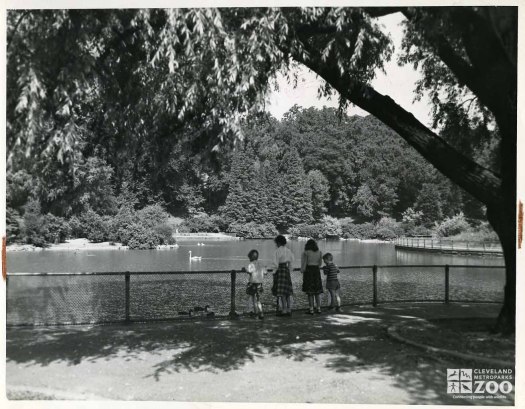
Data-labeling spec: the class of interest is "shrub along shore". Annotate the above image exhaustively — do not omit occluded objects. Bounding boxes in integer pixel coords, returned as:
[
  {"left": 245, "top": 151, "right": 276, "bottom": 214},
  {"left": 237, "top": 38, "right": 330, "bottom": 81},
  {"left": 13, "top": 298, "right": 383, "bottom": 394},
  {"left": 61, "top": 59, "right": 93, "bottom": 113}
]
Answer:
[{"left": 8, "top": 202, "right": 498, "bottom": 251}]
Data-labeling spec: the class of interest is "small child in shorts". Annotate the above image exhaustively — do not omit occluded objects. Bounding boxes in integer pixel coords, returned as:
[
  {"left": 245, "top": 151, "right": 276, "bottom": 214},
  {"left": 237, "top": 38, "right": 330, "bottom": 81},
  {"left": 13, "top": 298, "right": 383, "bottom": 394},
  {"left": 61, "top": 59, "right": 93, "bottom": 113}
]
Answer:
[
  {"left": 244, "top": 249, "right": 266, "bottom": 319},
  {"left": 322, "top": 253, "right": 342, "bottom": 312}
]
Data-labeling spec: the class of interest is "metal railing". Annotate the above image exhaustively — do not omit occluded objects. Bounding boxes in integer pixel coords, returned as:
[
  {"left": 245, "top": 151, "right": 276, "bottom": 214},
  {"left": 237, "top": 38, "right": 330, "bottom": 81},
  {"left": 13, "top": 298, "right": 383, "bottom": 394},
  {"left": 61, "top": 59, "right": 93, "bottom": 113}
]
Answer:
[
  {"left": 6, "top": 264, "right": 505, "bottom": 326},
  {"left": 395, "top": 237, "right": 502, "bottom": 255}
]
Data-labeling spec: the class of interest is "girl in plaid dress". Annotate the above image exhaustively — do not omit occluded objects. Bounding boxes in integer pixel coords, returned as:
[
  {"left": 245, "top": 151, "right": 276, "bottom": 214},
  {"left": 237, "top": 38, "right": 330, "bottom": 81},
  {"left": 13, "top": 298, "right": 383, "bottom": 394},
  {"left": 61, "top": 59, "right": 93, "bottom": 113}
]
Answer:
[{"left": 271, "top": 235, "right": 295, "bottom": 316}]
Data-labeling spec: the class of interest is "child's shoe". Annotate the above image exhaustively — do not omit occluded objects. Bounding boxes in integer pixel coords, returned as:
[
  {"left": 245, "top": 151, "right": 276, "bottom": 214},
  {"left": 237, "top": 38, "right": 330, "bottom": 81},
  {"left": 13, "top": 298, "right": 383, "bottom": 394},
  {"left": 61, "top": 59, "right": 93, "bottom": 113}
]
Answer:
[{"left": 335, "top": 306, "right": 343, "bottom": 312}]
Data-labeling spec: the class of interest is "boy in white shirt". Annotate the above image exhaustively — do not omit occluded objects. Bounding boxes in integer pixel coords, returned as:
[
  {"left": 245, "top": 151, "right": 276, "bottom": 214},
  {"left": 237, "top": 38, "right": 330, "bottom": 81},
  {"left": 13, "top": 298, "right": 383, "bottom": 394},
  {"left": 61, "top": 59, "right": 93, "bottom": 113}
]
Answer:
[{"left": 244, "top": 249, "right": 266, "bottom": 319}]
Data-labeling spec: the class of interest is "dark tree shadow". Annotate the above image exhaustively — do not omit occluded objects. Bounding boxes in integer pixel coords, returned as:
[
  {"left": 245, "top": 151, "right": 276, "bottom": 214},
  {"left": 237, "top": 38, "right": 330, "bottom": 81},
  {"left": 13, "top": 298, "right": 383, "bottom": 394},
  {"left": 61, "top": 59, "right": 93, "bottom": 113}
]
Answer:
[{"left": 6, "top": 303, "right": 514, "bottom": 405}]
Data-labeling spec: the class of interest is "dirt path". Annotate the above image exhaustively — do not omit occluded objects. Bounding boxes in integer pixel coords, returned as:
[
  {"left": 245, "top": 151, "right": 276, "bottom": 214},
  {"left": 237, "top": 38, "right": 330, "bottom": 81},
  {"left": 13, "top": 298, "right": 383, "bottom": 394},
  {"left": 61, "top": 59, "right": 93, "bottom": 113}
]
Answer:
[{"left": 6, "top": 303, "right": 513, "bottom": 404}]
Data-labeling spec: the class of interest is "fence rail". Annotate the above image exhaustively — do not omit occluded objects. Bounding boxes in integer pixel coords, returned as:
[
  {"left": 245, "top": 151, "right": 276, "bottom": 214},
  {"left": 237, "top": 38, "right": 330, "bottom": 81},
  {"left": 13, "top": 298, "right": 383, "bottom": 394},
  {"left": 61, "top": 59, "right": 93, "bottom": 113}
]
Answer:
[
  {"left": 395, "top": 237, "right": 502, "bottom": 255},
  {"left": 6, "top": 264, "right": 506, "bottom": 326}
]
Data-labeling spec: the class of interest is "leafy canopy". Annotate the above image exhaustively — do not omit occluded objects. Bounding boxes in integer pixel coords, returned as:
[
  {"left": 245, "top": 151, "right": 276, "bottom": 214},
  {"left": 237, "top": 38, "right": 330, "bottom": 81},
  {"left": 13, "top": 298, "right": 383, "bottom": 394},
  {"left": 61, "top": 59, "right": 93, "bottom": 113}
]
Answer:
[{"left": 7, "top": 7, "right": 393, "bottom": 168}]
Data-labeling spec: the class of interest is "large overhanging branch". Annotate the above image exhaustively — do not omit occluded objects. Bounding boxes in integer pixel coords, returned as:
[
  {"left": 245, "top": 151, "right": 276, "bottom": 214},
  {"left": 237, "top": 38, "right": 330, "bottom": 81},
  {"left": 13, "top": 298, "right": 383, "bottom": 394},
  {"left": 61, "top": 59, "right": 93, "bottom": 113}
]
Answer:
[
  {"left": 293, "top": 52, "right": 502, "bottom": 209},
  {"left": 296, "top": 8, "right": 497, "bottom": 118}
]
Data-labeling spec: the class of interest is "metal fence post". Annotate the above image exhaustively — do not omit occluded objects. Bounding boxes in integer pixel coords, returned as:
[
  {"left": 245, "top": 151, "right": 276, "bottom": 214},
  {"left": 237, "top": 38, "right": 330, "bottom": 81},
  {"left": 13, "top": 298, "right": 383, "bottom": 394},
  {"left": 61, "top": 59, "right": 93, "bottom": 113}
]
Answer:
[
  {"left": 125, "top": 272, "right": 130, "bottom": 323},
  {"left": 229, "top": 270, "right": 238, "bottom": 318},
  {"left": 372, "top": 265, "right": 378, "bottom": 307},
  {"left": 444, "top": 265, "right": 450, "bottom": 304}
]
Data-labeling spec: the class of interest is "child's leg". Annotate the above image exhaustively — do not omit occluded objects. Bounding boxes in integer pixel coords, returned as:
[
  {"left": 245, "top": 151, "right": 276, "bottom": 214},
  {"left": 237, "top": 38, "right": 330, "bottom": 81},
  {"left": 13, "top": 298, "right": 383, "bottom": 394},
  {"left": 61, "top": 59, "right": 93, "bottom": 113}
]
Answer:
[
  {"left": 277, "top": 296, "right": 283, "bottom": 313},
  {"left": 314, "top": 294, "right": 321, "bottom": 311},
  {"left": 281, "top": 295, "right": 290, "bottom": 313},
  {"left": 335, "top": 289, "right": 341, "bottom": 307},
  {"left": 254, "top": 293, "right": 260, "bottom": 314},
  {"left": 246, "top": 295, "right": 252, "bottom": 313},
  {"left": 328, "top": 289, "right": 336, "bottom": 307},
  {"left": 256, "top": 294, "right": 263, "bottom": 316},
  {"left": 250, "top": 294, "right": 258, "bottom": 314},
  {"left": 308, "top": 294, "right": 314, "bottom": 312}
]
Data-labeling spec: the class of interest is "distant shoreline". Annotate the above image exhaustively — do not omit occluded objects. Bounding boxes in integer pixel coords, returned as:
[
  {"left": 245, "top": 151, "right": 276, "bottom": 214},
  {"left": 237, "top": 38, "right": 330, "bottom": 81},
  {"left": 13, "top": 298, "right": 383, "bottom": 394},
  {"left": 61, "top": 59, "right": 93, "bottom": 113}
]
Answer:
[
  {"left": 7, "top": 236, "right": 392, "bottom": 252},
  {"left": 6, "top": 238, "right": 179, "bottom": 252},
  {"left": 7, "top": 238, "right": 127, "bottom": 252}
]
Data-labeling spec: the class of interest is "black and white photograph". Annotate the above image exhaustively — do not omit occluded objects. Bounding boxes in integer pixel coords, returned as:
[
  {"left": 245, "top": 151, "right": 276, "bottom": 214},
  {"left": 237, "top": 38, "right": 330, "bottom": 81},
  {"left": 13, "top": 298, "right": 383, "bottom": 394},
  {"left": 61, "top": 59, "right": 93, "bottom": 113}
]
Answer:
[{"left": 2, "top": 1, "right": 521, "bottom": 406}]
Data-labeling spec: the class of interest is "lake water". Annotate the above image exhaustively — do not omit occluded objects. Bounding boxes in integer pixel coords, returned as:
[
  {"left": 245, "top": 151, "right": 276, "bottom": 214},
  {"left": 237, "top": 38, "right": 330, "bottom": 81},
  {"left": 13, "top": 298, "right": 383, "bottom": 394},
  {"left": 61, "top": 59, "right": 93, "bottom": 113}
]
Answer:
[
  {"left": 7, "top": 240, "right": 505, "bottom": 325},
  {"left": 7, "top": 239, "right": 504, "bottom": 272}
]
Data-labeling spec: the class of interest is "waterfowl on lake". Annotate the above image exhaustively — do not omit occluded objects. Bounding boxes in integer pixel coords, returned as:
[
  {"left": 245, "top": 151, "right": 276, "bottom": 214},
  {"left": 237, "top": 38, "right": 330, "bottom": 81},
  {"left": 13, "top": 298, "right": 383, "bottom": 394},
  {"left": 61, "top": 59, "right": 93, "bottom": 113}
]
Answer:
[{"left": 188, "top": 251, "right": 202, "bottom": 261}]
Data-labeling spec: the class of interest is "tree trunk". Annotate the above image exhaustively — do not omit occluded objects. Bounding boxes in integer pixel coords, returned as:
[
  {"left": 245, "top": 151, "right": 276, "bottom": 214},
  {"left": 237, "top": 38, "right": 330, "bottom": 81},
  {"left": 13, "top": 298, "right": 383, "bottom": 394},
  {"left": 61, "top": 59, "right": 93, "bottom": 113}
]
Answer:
[
  {"left": 488, "top": 111, "right": 517, "bottom": 334},
  {"left": 487, "top": 204, "right": 515, "bottom": 334}
]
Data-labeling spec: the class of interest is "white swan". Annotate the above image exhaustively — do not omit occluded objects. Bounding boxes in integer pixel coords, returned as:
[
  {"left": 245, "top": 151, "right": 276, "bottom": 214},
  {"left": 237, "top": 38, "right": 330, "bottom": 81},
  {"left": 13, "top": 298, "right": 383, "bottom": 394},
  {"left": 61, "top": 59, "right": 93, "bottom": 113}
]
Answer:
[{"left": 189, "top": 250, "right": 202, "bottom": 261}]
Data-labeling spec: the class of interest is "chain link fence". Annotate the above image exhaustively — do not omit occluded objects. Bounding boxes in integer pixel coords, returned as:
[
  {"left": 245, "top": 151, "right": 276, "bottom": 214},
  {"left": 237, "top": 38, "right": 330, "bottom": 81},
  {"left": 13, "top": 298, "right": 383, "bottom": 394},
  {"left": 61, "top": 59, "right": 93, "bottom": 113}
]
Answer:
[{"left": 6, "top": 264, "right": 505, "bottom": 326}]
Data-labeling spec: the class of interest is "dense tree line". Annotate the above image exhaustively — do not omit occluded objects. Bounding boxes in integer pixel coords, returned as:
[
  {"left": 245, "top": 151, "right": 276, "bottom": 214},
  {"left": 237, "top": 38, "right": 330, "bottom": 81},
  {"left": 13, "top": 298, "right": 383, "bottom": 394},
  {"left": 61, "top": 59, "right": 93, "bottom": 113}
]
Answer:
[
  {"left": 219, "top": 107, "right": 489, "bottom": 229},
  {"left": 7, "top": 104, "right": 496, "bottom": 246},
  {"left": 7, "top": 106, "right": 494, "bottom": 246}
]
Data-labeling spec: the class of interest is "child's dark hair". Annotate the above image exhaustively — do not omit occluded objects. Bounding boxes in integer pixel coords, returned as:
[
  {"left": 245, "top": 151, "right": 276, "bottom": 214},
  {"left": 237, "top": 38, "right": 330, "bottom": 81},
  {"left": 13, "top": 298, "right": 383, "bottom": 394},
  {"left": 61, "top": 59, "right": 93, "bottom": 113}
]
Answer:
[
  {"left": 274, "top": 235, "right": 287, "bottom": 247},
  {"left": 323, "top": 252, "right": 333, "bottom": 262},
  {"left": 305, "top": 239, "right": 319, "bottom": 252},
  {"left": 248, "top": 249, "right": 259, "bottom": 261}
]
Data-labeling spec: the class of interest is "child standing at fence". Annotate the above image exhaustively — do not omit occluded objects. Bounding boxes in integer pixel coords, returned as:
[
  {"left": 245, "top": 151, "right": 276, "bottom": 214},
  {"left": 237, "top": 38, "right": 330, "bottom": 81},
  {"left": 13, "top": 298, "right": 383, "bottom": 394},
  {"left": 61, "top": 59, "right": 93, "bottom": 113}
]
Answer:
[
  {"left": 301, "top": 239, "right": 323, "bottom": 315},
  {"left": 244, "top": 249, "right": 266, "bottom": 319},
  {"left": 322, "top": 253, "right": 342, "bottom": 312},
  {"left": 272, "top": 235, "right": 295, "bottom": 316}
]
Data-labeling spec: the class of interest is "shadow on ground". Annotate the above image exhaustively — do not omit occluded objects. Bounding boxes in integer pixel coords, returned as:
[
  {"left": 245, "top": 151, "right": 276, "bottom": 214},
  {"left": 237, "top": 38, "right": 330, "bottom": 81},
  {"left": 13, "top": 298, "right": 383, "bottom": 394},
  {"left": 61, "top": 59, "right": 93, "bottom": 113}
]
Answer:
[{"left": 6, "top": 303, "right": 514, "bottom": 405}]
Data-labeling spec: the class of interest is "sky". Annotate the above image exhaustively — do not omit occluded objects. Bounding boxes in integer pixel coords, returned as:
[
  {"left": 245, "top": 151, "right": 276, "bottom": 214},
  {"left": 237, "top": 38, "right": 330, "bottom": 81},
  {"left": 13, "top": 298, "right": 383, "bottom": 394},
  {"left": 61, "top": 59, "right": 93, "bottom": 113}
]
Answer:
[{"left": 266, "top": 12, "right": 434, "bottom": 128}]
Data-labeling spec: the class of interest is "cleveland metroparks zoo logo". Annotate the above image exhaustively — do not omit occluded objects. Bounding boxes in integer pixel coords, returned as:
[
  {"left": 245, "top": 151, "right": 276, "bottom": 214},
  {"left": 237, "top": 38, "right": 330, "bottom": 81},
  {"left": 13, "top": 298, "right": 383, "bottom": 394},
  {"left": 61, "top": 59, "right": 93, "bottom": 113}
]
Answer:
[
  {"left": 447, "top": 368, "right": 513, "bottom": 396},
  {"left": 447, "top": 369, "right": 473, "bottom": 393}
]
